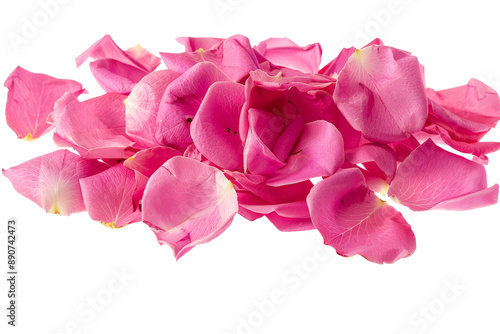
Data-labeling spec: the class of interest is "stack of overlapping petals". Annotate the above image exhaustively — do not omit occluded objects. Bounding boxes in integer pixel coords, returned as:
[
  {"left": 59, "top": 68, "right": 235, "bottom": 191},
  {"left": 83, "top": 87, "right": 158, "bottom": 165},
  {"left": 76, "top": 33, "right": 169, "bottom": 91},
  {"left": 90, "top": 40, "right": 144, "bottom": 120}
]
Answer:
[{"left": 3, "top": 35, "right": 499, "bottom": 263}]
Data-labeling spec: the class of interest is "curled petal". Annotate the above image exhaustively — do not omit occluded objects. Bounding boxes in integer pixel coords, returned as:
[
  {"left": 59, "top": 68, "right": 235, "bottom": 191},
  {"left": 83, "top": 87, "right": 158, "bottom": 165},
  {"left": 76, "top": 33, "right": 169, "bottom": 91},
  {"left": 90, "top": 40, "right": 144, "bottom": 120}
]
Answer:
[
  {"left": 191, "top": 81, "right": 246, "bottom": 171},
  {"left": 388, "top": 139, "right": 499, "bottom": 211},
  {"left": 266, "top": 121, "right": 344, "bottom": 186},
  {"left": 124, "top": 146, "right": 182, "bottom": 177},
  {"left": 155, "top": 62, "right": 231, "bottom": 150},
  {"left": 345, "top": 143, "right": 397, "bottom": 183},
  {"left": 76, "top": 34, "right": 160, "bottom": 72},
  {"left": 307, "top": 168, "right": 416, "bottom": 264},
  {"left": 125, "top": 70, "right": 180, "bottom": 148},
  {"left": 161, "top": 35, "right": 259, "bottom": 82},
  {"left": 176, "top": 37, "right": 224, "bottom": 52},
  {"left": 426, "top": 78, "right": 500, "bottom": 129},
  {"left": 89, "top": 59, "right": 149, "bottom": 94},
  {"left": 142, "top": 157, "right": 238, "bottom": 259},
  {"left": 52, "top": 92, "right": 136, "bottom": 159},
  {"left": 254, "top": 38, "right": 322, "bottom": 74}
]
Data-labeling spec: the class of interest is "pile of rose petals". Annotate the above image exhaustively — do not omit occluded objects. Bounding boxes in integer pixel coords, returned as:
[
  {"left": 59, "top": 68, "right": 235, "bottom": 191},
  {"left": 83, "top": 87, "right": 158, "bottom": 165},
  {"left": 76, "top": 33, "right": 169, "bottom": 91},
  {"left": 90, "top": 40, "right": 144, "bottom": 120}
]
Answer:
[{"left": 3, "top": 35, "right": 500, "bottom": 264}]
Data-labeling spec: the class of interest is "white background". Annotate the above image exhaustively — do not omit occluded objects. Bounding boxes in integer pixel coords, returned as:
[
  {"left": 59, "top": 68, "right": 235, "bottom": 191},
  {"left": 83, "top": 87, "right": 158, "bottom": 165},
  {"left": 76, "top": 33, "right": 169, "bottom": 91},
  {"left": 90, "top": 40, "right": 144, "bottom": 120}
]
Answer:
[{"left": 1, "top": 0, "right": 500, "bottom": 333}]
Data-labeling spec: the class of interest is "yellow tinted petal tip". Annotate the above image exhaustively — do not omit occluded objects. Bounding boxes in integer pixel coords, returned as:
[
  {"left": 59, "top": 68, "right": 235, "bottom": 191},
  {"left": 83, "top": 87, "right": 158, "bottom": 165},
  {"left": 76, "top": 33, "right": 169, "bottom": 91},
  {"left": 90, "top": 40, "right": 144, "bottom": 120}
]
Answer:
[
  {"left": 101, "top": 221, "right": 121, "bottom": 229},
  {"left": 23, "top": 133, "right": 37, "bottom": 141}
]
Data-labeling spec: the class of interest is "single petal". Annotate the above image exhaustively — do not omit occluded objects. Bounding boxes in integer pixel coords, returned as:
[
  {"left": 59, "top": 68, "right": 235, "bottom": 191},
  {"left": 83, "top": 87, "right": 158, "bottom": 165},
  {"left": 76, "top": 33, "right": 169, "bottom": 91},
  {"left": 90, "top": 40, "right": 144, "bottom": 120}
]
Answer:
[
  {"left": 426, "top": 78, "right": 500, "bottom": 129},
  {"left": 80, "top": 163, "right": 141, "bottom": 228},
  {"left": 89, "top": 59, "right": 149, "bottom": 94},
  {"left": 142, "top": 156, "right": 238, "bottom": 259},
  {"left": 125, "top": 70, "right": 180, "bottom": 148},
  {"left": 191, "top": 81, "right": 246, "bottom": 171},
  {"left": 76, "top": 35, "right": 160, "bottom": 72},
  {"left": 333, "top": 45, "right": 428, "bottom": 143},
  {"left": 123, "top": 146, "right": 182, "bottom": 177},
  {"left": 4, "top": 66, "right": 84, "bottom": 140},
  {"left": 2, "top": 150, "right": 106, "bottom": 215},
  {"left": 52, "top": 92, "right": 136, "bottom": 159},
  {"left": 155, "top": 62, "right": 231, "bottom": 150},
  {"left": 254, "top": 38, "right": 322, "bottom": 74},
  {"left": 266, "top": 121, "right": 344, "bottom": 186},
  {"left": 307, "top": 168, "right": 416, "bottom": 264},
  {"left": 388, "top": 139, "right": 499, "bottom": 211}
]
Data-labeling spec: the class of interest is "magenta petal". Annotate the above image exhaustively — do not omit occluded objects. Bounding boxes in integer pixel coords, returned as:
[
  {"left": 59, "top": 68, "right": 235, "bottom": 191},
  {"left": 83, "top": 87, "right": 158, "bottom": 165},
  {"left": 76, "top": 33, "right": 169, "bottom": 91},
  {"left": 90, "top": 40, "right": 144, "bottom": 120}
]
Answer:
[
  {"left": 266, "top": 212, "right": 314, "bottom": 232},
  {"left": 319, "top": 47, "right": 356, "bottom": 77},
  {"left": 155, "top": 62, "right": 231, "bottom": 150},
  {"left": 142, "top": 156, "right": 238, "bottom": 259},
  {"left": 388, "top": 139, "right": 499, "bottom": 211},
  {"left": 125, "top": 70, "right": 180, "bottom": 148},
  {"left": 254, "top": 38, "right": 322, "bottom": 74},
  {"left": 243, "top": 108, "right": 286, "bottom": 174},
  {"left": 80, "top": 163, "right": 141, "bottom": 228},
  {"left": 266, "top": 121, "right": 344, "bottom": 186},
  {"left": 76, "top": 35, "right": 160, "bottom": 72},
  {"left": 307, "top": 168, "right": 416, "bottom": 264},
  {"left": 176, "top": 37, "right": 224, "bottom": 52},
  {"left": 89, "top": 59, "right": 149, "bottom": 94},
  {"left": 52, "top": 92, "right": 136, "bottom": 159},
  {"left": 345, "top": 143, "right": 397, "bottom": 183},
  {"left": 3, "top": 150, "right": 106, "bottom": 215},
  {"left": 427, "top": 78, "right": 500, "bottom": 128},
  {"left": 191, "top": 81, "right": 246, "bottom": 171},
  {"left": 333, "top": 45, "right": 428, "bottom": 143},
  {"left": 161, "top": 35, "right": 260, "bottom": 82},
  {"left": 123, "top": 146, "right": 182, "bottom": 177},
  {"left": 4, "top": 66, "right": 84, "bottom": 140}
]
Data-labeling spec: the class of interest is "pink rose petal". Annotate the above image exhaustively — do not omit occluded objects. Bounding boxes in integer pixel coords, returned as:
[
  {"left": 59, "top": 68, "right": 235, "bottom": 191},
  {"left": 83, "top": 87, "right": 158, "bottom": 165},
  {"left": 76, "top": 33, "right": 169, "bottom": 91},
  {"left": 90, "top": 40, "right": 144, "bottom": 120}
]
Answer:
[
  {"left": 142, "top": 156, "right": 238, "bottom": 259},
  {"left": 388, "top": 139, "right": 499, "bottom": 211},
  {"left": 3, "top": 150, "right": 106, "bottom": 215},
  {"left": 333, "top": 45, "right": 428, "bottom": 143},
  {"left": 80, "top": 163, "right": 141, "bottom": 228},
  {"left": 307, "top": 168, "right": 416, "bottom": 264},
  {"left": 5, "top": 66, "right": 85, "bottom": 140}
]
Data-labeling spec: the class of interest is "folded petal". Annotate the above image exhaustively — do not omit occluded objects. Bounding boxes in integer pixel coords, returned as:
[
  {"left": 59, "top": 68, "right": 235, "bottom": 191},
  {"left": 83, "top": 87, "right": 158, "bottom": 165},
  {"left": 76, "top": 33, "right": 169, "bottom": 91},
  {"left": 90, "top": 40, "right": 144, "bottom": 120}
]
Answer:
[
  {"left": 161, "top": 35, "right": 260, "bottom": 82},
  {"left": 52, "top": 92, "right": 136, "bottom": 159},
  {"left": 191, "top": 81, "right": 246, "bottom": 171},
  {"left": 80, "top": 163, "right": 141, "bottom": 228},
  {"left": 76, "top": 35, "right": 160, "bottom": 72},
  {"left": 426, "top": 78, "right": 500, "bottom": 129},
  {"left": 125, "top": 70, "right": 180, "bottom": 148},
  {"left": 254, "top": 38, "right": 322, "bottom": 74},
  {"left": 89, "top": 59, "right": 149, "bottom": 94},
  {"left": 307, "top": 168, "right": 416, "bottom": 264},
  {"left": 266, "top": 120, "right": 344, "bottom": 186},
  {"left": 142, "top": 156, "right": 238, "bottom": 259},
  {"left": 155, "top": 62, "right": 231, "bottom": 150},
  {"left": 176, "top": 37, "right": 224, "bottom": 52},
  {"left": 319, "top": 47, "right": 356, "bottom": 77},
  {"left": 345, "top": 143, "right": 397, "bottom": 183},
  {"left": 4, "top": 66, "right": 85, "bottom": 140},
  {"left": 3, "top": 150, "right": 107, "bottom": 215},
  {"left": 388, "top": 139, "right": 499, "bottom": 211},
  {"left": 123, "top": 146, "right": 182, "bottom": 177},
  {"left": 333, "top": 45, "right": 428, "bottom": 143}
]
